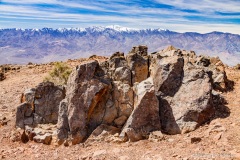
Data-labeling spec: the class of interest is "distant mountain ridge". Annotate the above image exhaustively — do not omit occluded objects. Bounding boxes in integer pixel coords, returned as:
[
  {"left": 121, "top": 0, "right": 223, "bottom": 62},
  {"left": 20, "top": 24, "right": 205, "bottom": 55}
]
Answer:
[{"left": 0, "top": 25, "right": 240, "bottom": 65}]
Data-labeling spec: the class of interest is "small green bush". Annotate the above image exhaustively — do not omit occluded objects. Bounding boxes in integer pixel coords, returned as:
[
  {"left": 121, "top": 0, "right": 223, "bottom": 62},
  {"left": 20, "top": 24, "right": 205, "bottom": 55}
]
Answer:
[{"left": 44, "top": 62, "right": 72, "bottom": 85}]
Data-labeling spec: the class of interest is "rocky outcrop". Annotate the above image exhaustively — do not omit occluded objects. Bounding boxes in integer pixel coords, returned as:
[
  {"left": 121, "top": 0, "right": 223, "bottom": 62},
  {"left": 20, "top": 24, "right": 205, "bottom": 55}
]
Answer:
[
  {"left": 120, "top": 78, "right": 161, "bottom": 141},
  {"left": 58, "top": 61, "right": 112, "bottom": 144},
  {"left": 16, "top": 82, "right": 65, "bottom": 128},
  {"left": 150, "top": 47, "right": 231, "bottom": 134},
  {"left": 15, "top": 45, "right": 232, "bottom": 145},
  {"left": 159, "top": 66, "right": 214, "bottom": 134},
  {"left": 34, "top": 82, "right": 65, "bottom": 124}
]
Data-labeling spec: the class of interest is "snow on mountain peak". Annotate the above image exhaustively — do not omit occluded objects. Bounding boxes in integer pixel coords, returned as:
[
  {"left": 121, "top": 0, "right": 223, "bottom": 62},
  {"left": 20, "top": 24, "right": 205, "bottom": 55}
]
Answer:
[
  {"left": 106, "top": 25, "right": 139, "bottom": 32},
  {"left": 2, "top": 26, "right": 168, "bottom": 33}
]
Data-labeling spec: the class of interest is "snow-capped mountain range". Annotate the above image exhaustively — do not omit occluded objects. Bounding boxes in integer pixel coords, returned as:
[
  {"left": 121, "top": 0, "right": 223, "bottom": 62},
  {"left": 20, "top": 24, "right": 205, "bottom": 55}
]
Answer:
[{"left": 0, "top": 25, "right": 240, "bottom": 65}]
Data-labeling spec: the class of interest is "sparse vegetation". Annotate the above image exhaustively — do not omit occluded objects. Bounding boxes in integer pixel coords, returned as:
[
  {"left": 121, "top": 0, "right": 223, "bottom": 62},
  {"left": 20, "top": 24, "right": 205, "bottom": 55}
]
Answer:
[{"left": 44, "top": 62, "right": 72, "bottom": 85}]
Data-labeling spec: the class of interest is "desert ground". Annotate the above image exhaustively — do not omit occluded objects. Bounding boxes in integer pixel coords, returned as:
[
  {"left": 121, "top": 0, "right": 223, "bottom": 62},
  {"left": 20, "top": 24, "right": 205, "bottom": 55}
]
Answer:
[{"left": 0, "top": 57, "right": 240, "bottom": 160}]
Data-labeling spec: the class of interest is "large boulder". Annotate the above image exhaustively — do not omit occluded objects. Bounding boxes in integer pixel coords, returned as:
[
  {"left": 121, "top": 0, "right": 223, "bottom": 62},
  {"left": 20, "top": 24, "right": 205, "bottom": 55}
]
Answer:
[
  {"left": 57, "top": 61, "right": 112, "bottom": 144},
  {"left": 111, "top": 81, "right": 134, "bottom": 127},
  {"left": 16, "top": 82, "right": 65, "bottom": 128},
  {"left": 151, "top": 53, "right": 214, "bottom": 134},
  {"left": 160, "top": 66, "right": 214, "bottom": 134},
  {"left": 120, "top": 78, "right": 161, "bottom": 141},
  {"left": 190, "top": 55, "right": 232, "bottom": 92},
  {"left": 34, "top": 82, "right": 65, "bottom": 124},
  {"left": 113, "top": 82, "right": 134, "bottom": 117},
  {"left": 151, "top": 55, "right": 184, "bottom": 97}
]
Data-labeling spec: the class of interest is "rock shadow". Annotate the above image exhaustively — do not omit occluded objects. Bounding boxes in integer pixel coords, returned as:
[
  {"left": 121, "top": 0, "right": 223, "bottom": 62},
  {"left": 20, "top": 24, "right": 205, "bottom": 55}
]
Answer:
[
  {"left": 157, "top": 61, "right": 184, "bottom": 134},
  {"left": 212, "top": 93, "right": 230, "bottom": 119},
  {"left": 158, "top": 98, "right": 181, "bottom": 134}
]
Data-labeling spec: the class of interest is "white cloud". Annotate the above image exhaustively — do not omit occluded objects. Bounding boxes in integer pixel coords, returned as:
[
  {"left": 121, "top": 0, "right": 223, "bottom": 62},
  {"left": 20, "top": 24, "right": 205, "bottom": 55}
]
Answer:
[
  {"left": 155, "top": 0, "right": 240, "bottom": 13},
  {"left": 0, "top": 0, "right": 239, "bottom": 34}
]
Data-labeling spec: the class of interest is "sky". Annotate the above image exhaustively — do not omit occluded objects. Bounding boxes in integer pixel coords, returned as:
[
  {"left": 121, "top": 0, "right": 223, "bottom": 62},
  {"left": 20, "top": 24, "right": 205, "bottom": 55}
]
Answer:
[{"left": 0, "top": 0, "right": 240, "bottom": 34}]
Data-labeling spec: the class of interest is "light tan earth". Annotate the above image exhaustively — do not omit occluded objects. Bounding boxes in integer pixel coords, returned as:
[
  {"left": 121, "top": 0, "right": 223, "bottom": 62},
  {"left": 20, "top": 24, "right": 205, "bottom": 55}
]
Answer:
[{"left": 0, "top": 58, "right": 240, "bottom": 160}]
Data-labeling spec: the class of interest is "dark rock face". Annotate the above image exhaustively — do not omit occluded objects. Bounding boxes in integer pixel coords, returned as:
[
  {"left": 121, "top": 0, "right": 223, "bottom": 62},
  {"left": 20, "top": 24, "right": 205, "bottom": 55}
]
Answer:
[
  {"left": 59, "top": 61, "right": 112, "bottom": 144},
  {"left": 16, "top": 82, "right": 65, "bottom": 129},
  {"left": 151, "top": 55, "right": 184, "bottom": 97},
  {"left": 126, "top": 45, "right": 149, "bottom": 84},
  {"left": 120, "top": 78, "right": 161, "bottom": 141},
  {"left": 34, "top": 82, "right": 66, "bottom": 124},
  {"left": 150, "top": 47, "right": 228, "bottom": 134},
  {"left": 109, "top": 52, "right": 132, "bottom": 85},
  {"left": 16, "top": 103, "right": 33, "bottom": 128},
  {"left": 15, "top": 45, "right": 232, "bottom": 145},
  {"left": 159, "top": 67, "right": 214, "bottom": 134}
]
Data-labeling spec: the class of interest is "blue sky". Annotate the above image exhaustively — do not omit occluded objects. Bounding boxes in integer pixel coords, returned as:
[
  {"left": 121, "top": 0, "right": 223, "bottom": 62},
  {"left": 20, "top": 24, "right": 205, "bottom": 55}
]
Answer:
[{"left": 0, "top": 0, "right": 240, "bottom": 34}]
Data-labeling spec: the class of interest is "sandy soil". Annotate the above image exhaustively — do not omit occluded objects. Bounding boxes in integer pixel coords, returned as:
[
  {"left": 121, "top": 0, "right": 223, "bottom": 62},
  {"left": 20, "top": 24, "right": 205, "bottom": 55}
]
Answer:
[{"left": 0, "top": 61, "right": 240, "bottom": 160}]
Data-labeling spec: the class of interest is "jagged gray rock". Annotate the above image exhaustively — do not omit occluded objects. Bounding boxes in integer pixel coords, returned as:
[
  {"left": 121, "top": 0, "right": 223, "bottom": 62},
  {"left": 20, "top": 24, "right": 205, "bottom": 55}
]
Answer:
[
  {"left": 151, "top": 55, "right": 184, "bottom": 97},
  {"left": 58, "top": 60, "right": 112, "bottom": 144},
  {"left": 16, "top": 82, "right": 65, "bottom": 129},
  {"left": 34, "top": 82, "right": 65, "bottom": 124},
  {"left": 109, "top": 52, "right": 131, "bottom": 85},
  {"left": 15, "top": 45, "right": 232, "bottom": 145},
  {"left": 57, "top": 99, "right": 69, "bottom": 140},
  {"left": 150, "top": 51, "right": 215, "bottom": 134},
  {"left": 120, "top": 78, "right": 161, "bottom": 141},
  {"left": 112, "top": 81, "right": 134, "bottom": 124},
  {"left": 126, "top": 45, "right": 149, "bottom": 84},
  {"left": 16, "top": 103, "right": 33, "bottom": 128}
]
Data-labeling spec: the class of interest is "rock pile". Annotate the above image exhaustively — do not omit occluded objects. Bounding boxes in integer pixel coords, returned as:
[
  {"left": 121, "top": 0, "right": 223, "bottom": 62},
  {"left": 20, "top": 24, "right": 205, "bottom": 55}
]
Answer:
[{"left": 15, "top": 45, "right": 232, "bottom": 145}]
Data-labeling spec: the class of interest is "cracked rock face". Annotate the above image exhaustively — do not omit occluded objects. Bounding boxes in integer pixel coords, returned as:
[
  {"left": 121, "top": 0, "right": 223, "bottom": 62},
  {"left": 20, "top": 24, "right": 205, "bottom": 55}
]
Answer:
[
  {"left": 16, "top": 82, "right": 65, "bottom": 128},
  {"left": 120, "top": 78, "right": 161, "bottom": 142},
  {"left": 126, "top": 51, "right": 149, "bottom": 84},
  {"left": 34, "top": 82, "right": 66, "bottom": 124},
  {"left": 15, "top": 45, "right": 232, "bottom": 144},
  {"left": 57, "top": 60, "right": 112, "bottom": 144}
]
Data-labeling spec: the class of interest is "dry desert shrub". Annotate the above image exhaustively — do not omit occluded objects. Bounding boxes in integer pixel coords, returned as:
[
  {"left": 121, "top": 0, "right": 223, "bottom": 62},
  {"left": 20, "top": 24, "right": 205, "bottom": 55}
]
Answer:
[{"left": 44, "top": 62, "right": 72, "bottom": 85}]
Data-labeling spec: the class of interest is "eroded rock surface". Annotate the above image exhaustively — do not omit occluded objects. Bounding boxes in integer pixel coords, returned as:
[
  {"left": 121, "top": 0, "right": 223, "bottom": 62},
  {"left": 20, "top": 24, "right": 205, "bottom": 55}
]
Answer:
[
  {"left": 120, "top": 78, "right": 161, "bottom": 142},
  {"left": 58, "top": 60, "right": 112, "bottom": 144},
  {"left": 34, "top": 82, "right": 66, "bottom": 124},
  {"left": 15, "top": 45, "right": 232, "bottom": 145},
  {"left": 16, "top": 82, "right": 65, "bottom": 128},
  {"left": 126, "top": 45, "right": 149, "bottom": 84}
]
